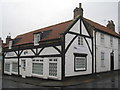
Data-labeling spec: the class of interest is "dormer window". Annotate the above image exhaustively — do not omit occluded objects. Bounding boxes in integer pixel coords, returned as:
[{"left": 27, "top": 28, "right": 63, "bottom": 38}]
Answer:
[
  {"left": 34, "top": 33, "right": 41, "bottom": 46},
  {"left": 9, "top": 40, "right": 12, "bottom": 49},
  {"left": 34, "top": 30, "right": 52, "bottom": 46}
]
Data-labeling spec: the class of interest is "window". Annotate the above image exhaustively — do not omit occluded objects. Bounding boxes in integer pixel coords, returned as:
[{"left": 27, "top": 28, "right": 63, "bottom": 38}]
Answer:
[
  {"left": 74, "top": 53, "right": 87, "bottom": 71},
  {"left": 101, "top": 33, "right": 104, "bottom": 45},
  {"left": 49, "top": 58, "right": 57, "bottom": 77},
  {"left": 12, "top": 62, "right": 18, "bottom": 72},
  {"left": 78, "top": 36, "right": 83, "bottom": 46},
  {"left": 110, "top": 36, "right": 113, "bottom": 47},
  {"left": 49, "top": 63, "right": 57, "bottom": 76},
  {"left": 5, "top": 63, "right": 10, "bottom": 72},
  {"left": 34, "top": 33, "right": 41, "bottom": 45},
  {"left": 101, "top": 52, "right": 105, "bottom": 67},
  {"left": 32, "top": 63, "right": 43, "bottom": 75}
]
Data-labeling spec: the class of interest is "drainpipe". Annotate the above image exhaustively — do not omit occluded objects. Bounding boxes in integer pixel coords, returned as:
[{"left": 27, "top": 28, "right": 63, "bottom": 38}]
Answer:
[{"left": 94, "top": 31, "right": 97, "bottom": 73}]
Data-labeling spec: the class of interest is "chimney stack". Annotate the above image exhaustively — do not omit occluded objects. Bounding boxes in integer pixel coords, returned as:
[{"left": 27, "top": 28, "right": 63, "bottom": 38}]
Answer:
[
  {"left": 73, "top": 3, "right": 83, "bottom": 19},
  {"left": 6, "top": 33, "right": 12, "bottom": 44},
  {"left": 106, "top": 20, "right": 115, "bottom": 31}
]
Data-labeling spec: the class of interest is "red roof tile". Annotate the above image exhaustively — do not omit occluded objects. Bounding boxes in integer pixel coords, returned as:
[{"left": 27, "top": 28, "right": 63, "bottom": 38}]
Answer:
[
  {"left": 83, "top": 18, "right": 120, "bottom": 38},
  {"left": 14, "top": 20, "right": 73, "bottom": 46}
]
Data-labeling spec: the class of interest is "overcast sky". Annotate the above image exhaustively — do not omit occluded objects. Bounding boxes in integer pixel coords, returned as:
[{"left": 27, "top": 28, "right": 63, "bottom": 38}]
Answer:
[{"left": 0, "top": 0, "right": 120, "bottom": 42}]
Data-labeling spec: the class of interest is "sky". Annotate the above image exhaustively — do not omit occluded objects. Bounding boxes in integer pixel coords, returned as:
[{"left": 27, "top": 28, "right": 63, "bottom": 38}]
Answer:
[{"left": 0, "top": 0, "right": 120, "bottom": 42}]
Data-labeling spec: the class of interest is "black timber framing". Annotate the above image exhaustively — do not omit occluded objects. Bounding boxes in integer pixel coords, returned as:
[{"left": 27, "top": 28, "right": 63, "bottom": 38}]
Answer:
[
  {"left": 18, "top": 50, "right": 20, "bottom": 75},
  {"left": 68, "top": 31, "right": 91, "bottom": 39},
  {"left": 84, "top": 37, "right": 92, "bottom": 55},
  {"left": 80, "top": 18, "right": 82, "bottom": 34},
  {"left": 2, "top": 52, "right": 5, "bottom": 75},
  {"left": 37, "top": 47, "right": 45, "bottom": 55},
  {"left": 61, "top": 35, "right": 65, "bottom": 81},
  {"left": 81, "top": 18, "right": 92, "bottom": 37},
  {"left": 5, "top": 54, "right": 61, "bottom": 59},
  {"left": 4, "top": 39, "right": 62, "bottom": 52},
  {"left": 63, "top": 16, "right": 82, "bottom": 35},
  {"left": 65, "top": 35, "right": 77, "bottom": 54},
  {"left": 14, "top": 51, "right": 18, "bottom": 56},
  {"left": 31, "top": 49, "right": 36, "bottom": 55},
  {"left": 53, "top": 46, "right": 62, "bottom": 54}
]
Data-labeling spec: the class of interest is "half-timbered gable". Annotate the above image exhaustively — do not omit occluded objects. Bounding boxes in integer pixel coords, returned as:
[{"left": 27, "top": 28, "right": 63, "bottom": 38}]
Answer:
[{"left": 64, "top": 16, "right": 93, "bottom": 77}]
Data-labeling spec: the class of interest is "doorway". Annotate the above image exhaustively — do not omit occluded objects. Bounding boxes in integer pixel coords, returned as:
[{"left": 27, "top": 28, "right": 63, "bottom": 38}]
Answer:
[
  {"left": 110, "top": 52, "right": 114, "bottom": 71},
  {"left": 21, "top": 59, "right": 26, "bottom": 78}
]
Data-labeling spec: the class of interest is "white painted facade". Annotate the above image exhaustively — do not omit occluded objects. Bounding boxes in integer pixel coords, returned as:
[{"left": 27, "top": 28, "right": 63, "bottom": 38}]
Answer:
[
  {"left": 4, "top": 46, "right": 62, "bottom": 80},
  {"left": 95, "top": 31, "right": 119, "bottom": 72},
  {"left": 3, "top": 17, "right": 120, "bottom": 80}
]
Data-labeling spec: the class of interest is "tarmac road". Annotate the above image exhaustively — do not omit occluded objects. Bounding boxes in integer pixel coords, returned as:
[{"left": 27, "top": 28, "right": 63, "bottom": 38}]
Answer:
[{"left": 2, "top": 71, "right": 120, "bottom": 89}]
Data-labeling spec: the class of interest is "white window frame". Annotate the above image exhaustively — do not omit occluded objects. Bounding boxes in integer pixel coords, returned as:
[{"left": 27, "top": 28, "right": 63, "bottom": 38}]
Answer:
[
  {"left": 101, "top": 52, "right": 105, "bottom": 67},
  {"left": 100, "top": 33, "right": 104, "bottom": 45},
  {"left": 49, "top": 58, "right": 58, "bottom": 77},
  {"left": 74, "top": 54, "right": 87, "bottom": 71},
  {"left": 34, "top": 33, "right": 41, "bottom": 46},
  {"left": 78, "top": 36, "right": 83, "bottom": 46}
]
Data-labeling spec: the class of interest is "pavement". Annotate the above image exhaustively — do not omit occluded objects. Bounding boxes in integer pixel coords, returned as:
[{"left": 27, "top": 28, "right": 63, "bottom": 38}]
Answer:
[{"left": 2, "top": 70, "right": 120, "bottom": 87}]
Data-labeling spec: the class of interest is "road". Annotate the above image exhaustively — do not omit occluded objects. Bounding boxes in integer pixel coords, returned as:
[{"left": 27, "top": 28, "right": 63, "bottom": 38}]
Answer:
[{"left": 2, "top": 72, "right": 120, "bottom": 89}]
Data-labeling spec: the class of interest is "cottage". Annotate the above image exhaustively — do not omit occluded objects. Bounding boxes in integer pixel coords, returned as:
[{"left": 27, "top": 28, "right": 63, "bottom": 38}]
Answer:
[{"left": 3, "top": 3, "right": 120, "bottom": 80}]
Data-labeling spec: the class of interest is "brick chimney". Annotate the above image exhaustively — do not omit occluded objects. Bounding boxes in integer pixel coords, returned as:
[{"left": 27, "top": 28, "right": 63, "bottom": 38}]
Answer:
[
  {"left": 106, "top": 20, "right": 115, "bottom": 31},
  {"left": 6, "top": 34, "right": 12, "bottom": 44},
  {"left": 73, "top": 3, "right": 83, "bottom": 19}
]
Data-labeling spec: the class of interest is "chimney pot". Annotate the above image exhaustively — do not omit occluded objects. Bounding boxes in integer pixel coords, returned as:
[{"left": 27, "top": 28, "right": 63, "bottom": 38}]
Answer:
[{"left": 106, "top": 20, "right": 115, "bottom": 31}]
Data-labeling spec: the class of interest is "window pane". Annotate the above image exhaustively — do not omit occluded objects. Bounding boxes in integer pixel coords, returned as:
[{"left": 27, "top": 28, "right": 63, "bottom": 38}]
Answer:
[
  {"left": 75, "top": 57, "right": 86, "bottom": 70},
  {"left": 12, "top": 62, "right": 18, "bottom": 72},
  {"left": 5, "top": 63, "right": 10, "bottom": 72},
  {"left": 32, "top": 63, "right": 43, "bottom": 75},
  {"left": 78, "top": 36, "right": 83, "bottom": 45},
  {"left": 49, "top": 63, "right": 57, "bottom": 76}
]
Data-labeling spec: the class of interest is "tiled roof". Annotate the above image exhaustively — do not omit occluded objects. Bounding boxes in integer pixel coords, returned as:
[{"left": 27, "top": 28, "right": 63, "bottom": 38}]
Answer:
[
  {"left": 13, "top": 20, "right": 73, "bottom": 46},
  {"left": 4, "top": 17, "right": 120, "bottom": 47},
  {"left": 83, "top": 18, "right": 120, "bottom": 38}
]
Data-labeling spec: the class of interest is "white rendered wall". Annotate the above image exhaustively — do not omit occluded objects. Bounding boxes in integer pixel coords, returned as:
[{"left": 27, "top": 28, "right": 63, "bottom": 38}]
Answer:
[
  {"left": 69, "top": 19, "right": 80, "bottom": 34},
  {"left": 95, "top": 32, "right": 119, "bottom": 73},
  {"left": 40, "top": 46, "right": 61, "bottom": 55},
  {"left": 5, "top": 51, "right": 17, "bottom": 57},
  {"left": 20, "top": 49, "right": 36, "bottom": 56}
]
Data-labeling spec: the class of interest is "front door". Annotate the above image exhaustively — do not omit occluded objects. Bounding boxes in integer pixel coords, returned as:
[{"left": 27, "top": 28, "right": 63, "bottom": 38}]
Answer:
[
  {"left": 21, "top": 59, "right": 26, "bottom": 78},
  {"left": 110, "top": 53, "right": 114, "bottom": 71}
]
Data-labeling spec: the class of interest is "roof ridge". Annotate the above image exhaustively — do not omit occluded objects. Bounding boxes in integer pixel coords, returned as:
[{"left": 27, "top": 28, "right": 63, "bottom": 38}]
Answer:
[{"left": 83, "top": 18, "right": 109, "bottom": 29}]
